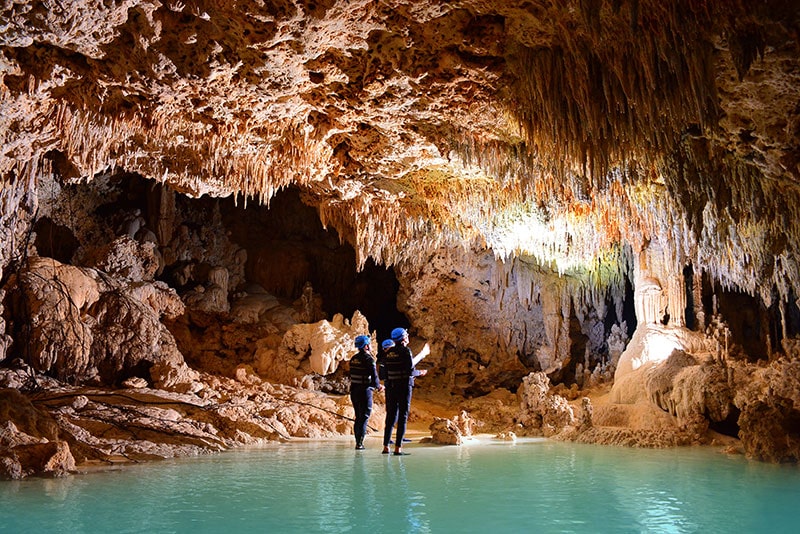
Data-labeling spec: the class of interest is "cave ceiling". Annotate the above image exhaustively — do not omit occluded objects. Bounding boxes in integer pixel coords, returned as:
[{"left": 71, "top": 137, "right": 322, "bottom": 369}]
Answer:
[{"left": 1, "top": 0, "right": 799, "bottom": 299}]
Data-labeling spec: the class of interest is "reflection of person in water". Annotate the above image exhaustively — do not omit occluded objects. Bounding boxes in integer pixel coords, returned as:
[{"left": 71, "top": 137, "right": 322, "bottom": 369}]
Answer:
[
  {"left": 382, "top": 449, "right": 430, "bottom": 531},
  {"left": 348, "top": 447, "right": 379, "bottom": 526}
]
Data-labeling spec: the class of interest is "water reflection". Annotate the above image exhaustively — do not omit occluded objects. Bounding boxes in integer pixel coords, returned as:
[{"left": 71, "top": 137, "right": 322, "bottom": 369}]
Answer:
[
  {"left": 349, "top": 455, "right": 377, "bottom": 527},
  {"left": 382, "top": 454, "right": 431, "bottom": 533},
  {"left": 1, "top": 440, "right": 799, "bottom": 533}
]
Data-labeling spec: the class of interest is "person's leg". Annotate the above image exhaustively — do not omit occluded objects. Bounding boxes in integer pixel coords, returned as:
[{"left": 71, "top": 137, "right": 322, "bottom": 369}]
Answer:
[
  {"left": 394, "top": 385, "right": 412, "bottom": 453},
  {"left": 351, "top": 389, "right": 366, "bottom": 446},
  {"left": 359, "top": 388, "right": 373, "bottom": 448},
  {"left": 383, "top": 386, "right": 399, "bottom": 451},
  {"left": 389, "top": 404, "right": 400, "bottom": 444}
]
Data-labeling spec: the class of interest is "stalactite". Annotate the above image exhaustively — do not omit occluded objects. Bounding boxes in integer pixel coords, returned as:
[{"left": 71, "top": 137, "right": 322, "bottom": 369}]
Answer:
[
  {"left": 38, "top": 78, "right": 782, "bottom": 316},
  {"left": 1, "top": 0, "right": 792, "bottom": 324},
  {"left": 41, "top": 103, "right": 341, "bottom": 211},
  {"left": 0, "top": 157, "right": 48, "bottom": 270}
]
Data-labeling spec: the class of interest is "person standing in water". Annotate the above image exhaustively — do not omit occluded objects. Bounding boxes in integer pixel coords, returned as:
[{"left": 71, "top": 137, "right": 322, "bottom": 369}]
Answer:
[
  {"left": 349, "top": 335, "right": 382, "bottom": 450},
  {"left": 382, "top": 327, "right": 429, "bottom": 456},
  {"left": 377, "top": 338, "right": 410, "bottom": 446}
]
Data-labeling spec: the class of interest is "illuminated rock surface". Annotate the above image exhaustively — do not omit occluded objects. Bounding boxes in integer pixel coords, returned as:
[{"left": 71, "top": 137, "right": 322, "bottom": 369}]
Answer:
[{"left": 1, "top": 1, "right": 799, "bottom": 477}]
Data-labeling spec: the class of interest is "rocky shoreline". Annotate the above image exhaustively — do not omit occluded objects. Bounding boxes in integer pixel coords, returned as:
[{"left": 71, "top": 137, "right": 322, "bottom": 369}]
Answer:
[{"left": 8, "top": 349, "right": 796, "bottom": 480}]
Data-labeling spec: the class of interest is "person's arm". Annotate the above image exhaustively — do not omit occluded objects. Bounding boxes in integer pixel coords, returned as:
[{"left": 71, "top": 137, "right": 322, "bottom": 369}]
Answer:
[
  {"left": 370, "top": 360, "right": 383, "bottom": 390},
  {"left": 411, "top": 343, "right": 430, "bottom": 367}
]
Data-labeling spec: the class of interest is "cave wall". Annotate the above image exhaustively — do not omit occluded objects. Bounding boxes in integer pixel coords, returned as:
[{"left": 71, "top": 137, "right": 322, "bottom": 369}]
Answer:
[
  {"left": 0, "top": 163, "right": 39, "bottom": 364},
  {"left": 0, "top": 171, "right": 419, "bottom": 383},
  {"left": 0, "top": 175, "right": 201, "bottom": 392},
  {"left": 1, "top": 165, "right": 634, "bottom": 395},
  {"left": 394, "top": 245, "right": 627, "bottom": 396},
  {"left": 3, "top": 164, "right": 797, "bottom": 400}
]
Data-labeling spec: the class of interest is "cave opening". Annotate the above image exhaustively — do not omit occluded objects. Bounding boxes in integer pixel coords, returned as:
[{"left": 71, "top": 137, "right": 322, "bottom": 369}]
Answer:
[
  {"left": 604, "top": 275, "right": 637, "bottom": 340},
  {"left": 216, "top": 186, "right": 409, "bottom": 338},
  {"left": 82, "top": 174, "right": 409, "bottom": 337},
  {"left": 715, "top": 288, "right": 768, "bottom": 361},
  {"left": 784, "top": 287, "right": 800, "bottom": 339},
  {"left": 708, "top": 406, "right": 741, "bottom": 439},
  {"left": 683, "top": 264, "right": 698, "bottom": 331},
  {"left": 563, "top": 307, "right": 588, "bottom": 386},
  {"left": 32, "top": 217, "right": 79, "bottom": 264},
  {"left": 760, "top": 286, "right": 800, "bottom": 356},
  {"left": 696, "top": 270, "right": 788, "bottom": 361}
]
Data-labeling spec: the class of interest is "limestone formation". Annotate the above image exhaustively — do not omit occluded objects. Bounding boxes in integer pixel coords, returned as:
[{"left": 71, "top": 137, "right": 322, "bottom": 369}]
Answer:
[
  {"left": 494, "top": 431, "right": 517, "bottom": 442},
  {"left": 258, "top": 311, "right": 371, "bottom": 386},
  {"left": 517, "top": 372, "right": 576, "bottom": 436},
  {"left": 182, "top": 266, "right": 232, "bottom": 314},
  {"left": 0, "top": 389, "right": 75, "bottom": 479},
  {"left": 428, "top": 411, "right": 476, "bottom": 445},
  {"left": 579, "top": 397, "right": 593, "bottom": 431},
  {"left": 1, "top": 0, "right": 800, "bottom": 476},
  {"left": 429, "top": 418, "right": 464, "bottom": 446},
  {"left": 88, "top": 236, "right": 159, "bottom": 282},
  {"left": 5, "top": 256, "right": 196, "bottom": 392}
]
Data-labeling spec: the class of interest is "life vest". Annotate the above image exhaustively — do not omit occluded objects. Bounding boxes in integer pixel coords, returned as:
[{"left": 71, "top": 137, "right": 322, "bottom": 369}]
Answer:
[
  {"left": 384, "top": 346, "right": 412, "bottom": 383},
  {"left": 349, "top": 351, "right": 376, "bottom": 386}
]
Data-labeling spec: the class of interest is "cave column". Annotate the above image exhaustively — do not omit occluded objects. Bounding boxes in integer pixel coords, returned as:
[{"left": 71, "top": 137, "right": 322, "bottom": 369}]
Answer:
[
  {"left": 146, "top": 183, "right": 176, "bottom": 247},
  {"left": 633, "top": 240, "right": 686, "bottom": 327},
  {"left": 692, "top": 269, "right": 705, "bottom": 331}
]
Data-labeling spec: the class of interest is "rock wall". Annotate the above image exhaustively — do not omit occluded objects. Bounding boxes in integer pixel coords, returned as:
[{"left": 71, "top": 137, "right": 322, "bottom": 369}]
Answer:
[
  {"left": 0, "top": 172, "right": 404, "bottom": 397},
  {"left": 0, "top": 164, "right": 38, "bottom": 364},
  {"left": 610, "top": 239, "right": 800, "bottom": 461},
  {"left": 5, "top": 255, "right": 199, "bottom": 392},
  {"left": 396, "top": 245, "right": 626, "bottom": 396}
]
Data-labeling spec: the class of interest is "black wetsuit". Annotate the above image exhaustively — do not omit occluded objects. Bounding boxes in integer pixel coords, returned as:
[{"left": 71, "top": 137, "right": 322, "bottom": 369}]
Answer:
[
  {"left": 376, "top": 348, "right": 389, "bottom": 381},
  {"left": 348, "top": 349, "right": 380, "bottom": 447},
  {"left": 382, "top": 344, "right": 421, "bottom": 448}
]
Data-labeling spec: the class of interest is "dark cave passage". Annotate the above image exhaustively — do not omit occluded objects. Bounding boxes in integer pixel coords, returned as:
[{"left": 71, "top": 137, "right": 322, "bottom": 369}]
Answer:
[
  {"left": 80, "top": 175, "right": 409, "bottom": 336},
  {"left": 216, "top": 187, "right": 409, "bottom": 337},
  {"left": 33, "top": 217, "right": 79, "bottom": 264},
  {"left": 709, "top": 406, "right": 741, "bottom": 438},
  {"left": 713, "top": 286, "right": 771, "bottom": 361},
  {"left": 605, "top": 276, "right": 637, "bottom": 340}
]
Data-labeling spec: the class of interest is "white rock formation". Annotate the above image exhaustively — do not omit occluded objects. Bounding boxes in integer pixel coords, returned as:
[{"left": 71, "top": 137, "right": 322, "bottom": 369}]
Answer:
[
  {"left": 518, "top": 372, "right": 575, "bottom": 436},
  {"left": 255, "top": 310, "right": 372, "bottom": 386}
]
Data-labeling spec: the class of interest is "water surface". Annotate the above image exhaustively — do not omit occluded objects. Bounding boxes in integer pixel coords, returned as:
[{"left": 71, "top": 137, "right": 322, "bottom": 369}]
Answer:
[{"left": 2, "top": 438, "right": 799, "bottom": 533}]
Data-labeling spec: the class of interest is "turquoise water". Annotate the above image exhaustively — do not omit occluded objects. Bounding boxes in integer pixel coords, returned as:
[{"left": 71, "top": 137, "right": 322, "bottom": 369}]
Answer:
[{"left": 1, "top": 438, "right": 799, "bottom": 533}]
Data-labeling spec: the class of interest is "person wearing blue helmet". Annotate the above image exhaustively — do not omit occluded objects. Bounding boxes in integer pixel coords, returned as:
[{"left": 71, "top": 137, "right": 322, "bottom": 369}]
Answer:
[
  {"left": 382, "top": 327, "right": 430, "bottom": 455},
  {"left": 377, "top": 337, "right": 411, "bottom": 446},
  {"left": 376, "top": 338, "right": 395, "bottom": 381},
  {"left": 348, "top": 335, "right": 382, "bottom": 450}
]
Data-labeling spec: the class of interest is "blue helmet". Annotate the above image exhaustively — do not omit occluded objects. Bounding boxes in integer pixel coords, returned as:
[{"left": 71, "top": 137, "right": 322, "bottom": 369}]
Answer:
[
  {"left": 381, "top": 339, "right": 395, "bottom": 350},
  {"left": 354, "top": 335, "right": 370, "bottom": 349},
  {"left": 390, "top": 327, "right": 407, "bottom": 341}
]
